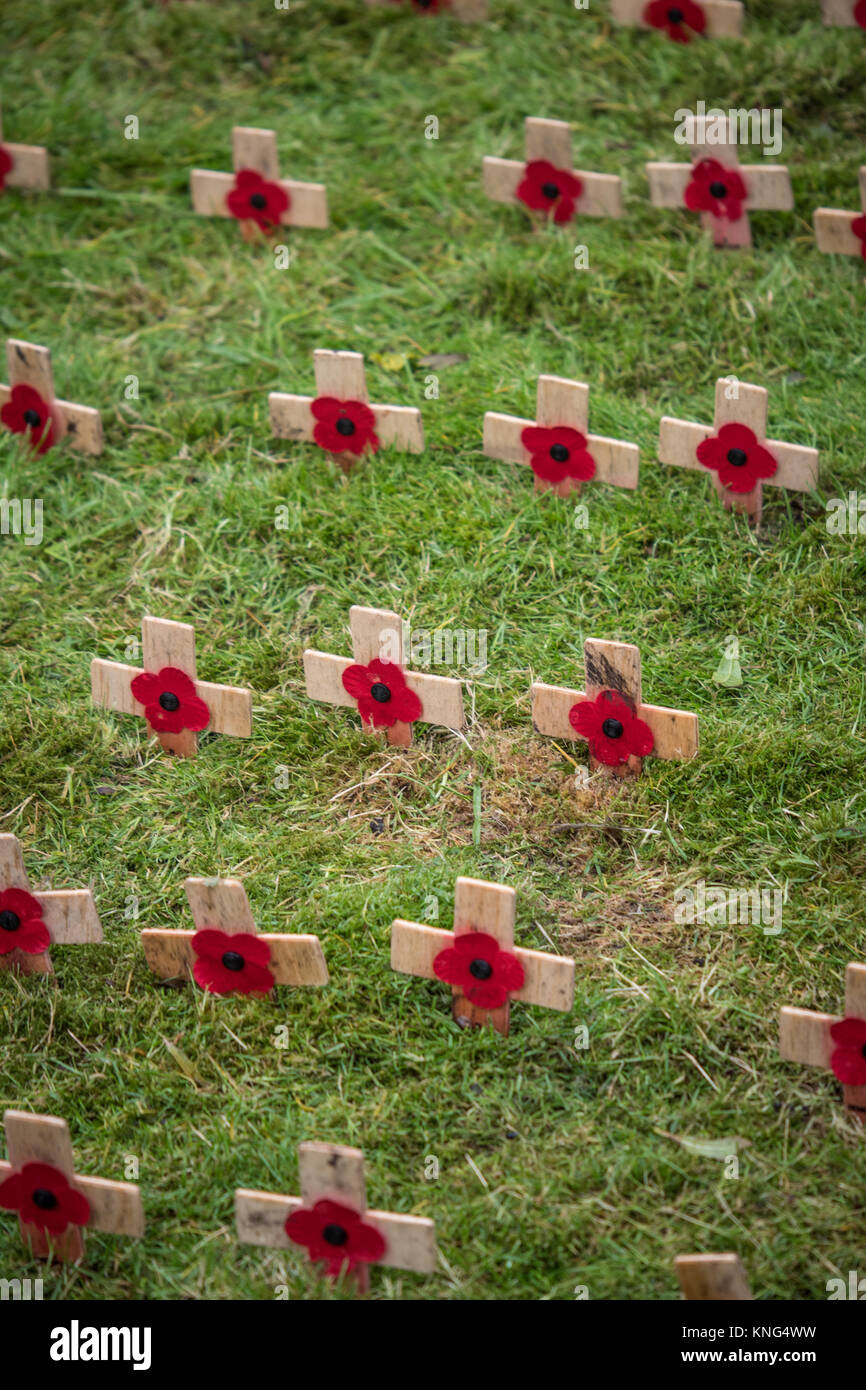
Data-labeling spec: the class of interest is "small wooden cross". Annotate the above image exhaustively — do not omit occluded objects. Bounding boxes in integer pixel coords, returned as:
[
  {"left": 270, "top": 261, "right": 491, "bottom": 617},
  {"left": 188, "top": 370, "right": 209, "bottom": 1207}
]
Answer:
[
  {"left": 532, "top": 638, "right": 698, "bottom": 779},
  {"left": 0, "top": 104, "right": 50, "bottom": 195},
  {"left": 814, "top": 167, "right": 866, "bottom": 263},
  {"left": 141, "top": 876, "right": 328, "bottom": 997},
  {"left": 304, "top": 603, "right": 464, "bottom": 749},
  {"left": 610, "top": 0, "right": 743, "bottom": 41},
  {"left": 483, "top": 373, "right": 639, "bottom": 499},
  {"left": 0, "top": 834, "right": 102, "bottom": 979},
  {"left": 91, "top": 614, "right": 253, "bottom": 758},
  {"left": 647, "top": 114, "right": 792, "bottom": 249},
  {"left": 658, "top": 377, "right": 819, "bottom": 526},
  {"left": 0, "top": 339, "right": 103, "bottom": 456},
  {"left": 364, "top": 0, "right": 488, "bottom": 19},
  {"left": 0, "top": 1110, "right": 144, "bottom": 1263},
  {"left": 483, "top": 117, "right": 623, "bottom": 228},
  {"left": 779, "top": 962, "right": 866, "bottom": 1121},
  {"left": 392, "top": 876, "right": 575, "bottom": 1037},
  {"left": 675, "top": 1254, "right": 752, "bottom": 1300},
  {"left": 820, "top": 0, "right": 866, "bottom": 26},
  {"left": 270, "top": 349, "right": 424, "bottom": 472},
  {"left": 190, "top": 125, "right": 328, "bottom": 239},
  {"left": 236, "top": 1140, "right": 436, "bottom": 1294}
]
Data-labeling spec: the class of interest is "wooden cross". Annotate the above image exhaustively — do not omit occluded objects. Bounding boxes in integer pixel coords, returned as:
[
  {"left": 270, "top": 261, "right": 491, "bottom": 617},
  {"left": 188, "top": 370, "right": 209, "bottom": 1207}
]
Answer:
[
  {"left": 141, "top": 876, "right": 328, "bottom": 996},
  {"left": 0, "top": 105, "right": 50, "bottom": 194},
  {"left": 483, "top": 117, "right": 623, "bottom": 228},
  {"left": 0, "top": 834, "right": 102, "bottom": 979},
  {"left": 190, "top": 125, "right": 328, "bottom": 238},
  {"left": 821, "top": 0, "right": 866, "bottom": 26},
  {"left": 364, "top": 0, "right": 488, "bottom": 19},
  {"left": 303, "top": 603, "right": 464, "bottom": 749},
  {"left": 0, "top": 1110, "right": 144, "bottom": 1263},
  {"left": 610, "top": 0, "right": 743, "bottom": 41},
  {"left": 236, "top": 1140, "right": 436, "bottom": 1294},
  {"left": 91, "top": 614, "right": 253, "bottom": 758},
  {"left": 675, "top": 1254, "right": 752, "bottom": 1301},
  {"left": 647, "top": 114, "right": 792, "bottom": 248},
  {"left": 779, "top": 962, "right": 866, "bottom": 1120},
  {"left": 270, "top": 349, "right": 424, "bottom": 472},
  {"left": 658, "top": 377, "right": 819, "bottom": 526},
  {"left": 391, "top": 876, "right": 575, "bottom": 1037},
  {"left": 0, "top": 339, "right": 103, "bottom": 456},
  {"left": 814, "top": 167, "right": 866, "bottom": 262},
  {"left": 531, "top": 638, "right": 698, "bottom": 779},
  {"left": 483, "top": 373, "right": 639, "bottom": 499}
]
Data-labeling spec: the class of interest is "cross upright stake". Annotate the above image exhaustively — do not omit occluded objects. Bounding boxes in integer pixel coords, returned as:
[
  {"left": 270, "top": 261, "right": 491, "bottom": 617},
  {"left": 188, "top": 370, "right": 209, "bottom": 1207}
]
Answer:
[
  {"left": 780, "top": 962, "right": 866, "bottom": 1121},
  {"left": 483, "top": 117, "right": 623, "bottom": 229},
  {"left": 647, "top": 113, "right": 792, "bottom": 248},
  {"left": 303, "top": 603, "right": 464, "bottom": 749},
  {"left": 236, "top": 1140, "right": 437, "bottom": 1295},
  {"left": 610, "top": 0, "right": 743, "bottom": 41},
  {"left": 814, "top": 167, "right": 866, "bottom": 263},
  {"left": 658, "top": 376, "right": 819, "bottom": 526},
  {"left": 91, "top": 614, "right": 253, "bottom": 758},
  {"left": 0, "top": 1111, "right": 144, "bottom": 1263},
  {"left": 0, "top": 339, "right": 103, "bottom": 456},
  {"left": 483, "top": 373, "right": 639, "bottom": 499},
  {"left": 675, "top": 1254, "right": 752, "bottom": 1300},
  {"left": 141, "top": 876, "right": 328, "bottom": 997},
  {"left": 820, "top": 0, "right": 866, "bottom": 25},
  {"left": 190, "top": 125, "right": 328, "bottom": 239},
  {"left": 270, "top": 349, "right": 424, "bottom": 472},
  {"left": 0, "top": 834, "right": 102, "bottom": 979},
  {"left": 392, "top": 876, "right": 575, "bottom": 1037},
  {"left": 0, "top": 105, "right": 50, "bottom": 195},
  {"left": 364, "top": 0, "right": 489, "bottom": 18},
  {"left": 531, "top": 638, "right": 698, "bottom": 779}
]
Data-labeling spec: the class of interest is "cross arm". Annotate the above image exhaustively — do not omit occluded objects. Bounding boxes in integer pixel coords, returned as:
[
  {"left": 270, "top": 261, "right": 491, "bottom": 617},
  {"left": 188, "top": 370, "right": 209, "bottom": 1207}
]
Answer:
[
  {"left": 141, "top": 929, "right": 327, "bottom": 987},
  {"left": 35, "top": 890, "right": 102, "bottom": 944},
  {"left": 481, "top": 158, "right": 621, "bottom": 218},
  {"left": 484, "top": 411, "right": 638, "bottom": 488},
  {"left": 391, "top": 920, "right": 574, "bottom": 1010},
  {"left": 2, "top": 143, "right": 51, "bottom": 190},
  {"left": 659, "top": 418, "right": 818, "bottom": 494},
  {"left": 744, "top": 168, "right": 794, "bottom": 211},
  {"left": 779, "top": 1006, "right": 835, "bottom": 1069},
  {"left": 235, "top": 1187, "right": 302, "bottom": 1246},
  {"left": 304, "top": 651, "right": 464, "bottom": 729},
  {"left": 611, "top": 0, "right": 742, "bottom": 32},
  {"left": 235, "top": 1188, "right": 437, "bottom": 1273},
  {"left": 647, "top": 163, "right": 693, "bottom": 209},
  {"left": 75, "top": 1175, "right": 145, "bottom": 1237},
  {"left": 91, "top": 658, "right": 143, "bottom": 715},
  {"left": 270, "top": 393, "right": 422, "bottom": 452},
  {"left": 675, "top": 1253, "right": 751, "bottom": 1301},
  {"left": 190, "top": 171, "right": 329, "bottom": 229},
  {"left": 91, "top": 660, "right": 251, "bottom": 736},
  {"left": 814, "top": 208, "right": 865, "bottom": 256},
  {"left": 531, "top": 682, "right": 697, "bottom": 760}
]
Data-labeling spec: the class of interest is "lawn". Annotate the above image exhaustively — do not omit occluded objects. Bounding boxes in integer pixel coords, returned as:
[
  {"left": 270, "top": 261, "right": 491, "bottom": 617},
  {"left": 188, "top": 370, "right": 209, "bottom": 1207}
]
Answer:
[{"left": 0, "top": 0, "right": 865, "bottom": 1301}]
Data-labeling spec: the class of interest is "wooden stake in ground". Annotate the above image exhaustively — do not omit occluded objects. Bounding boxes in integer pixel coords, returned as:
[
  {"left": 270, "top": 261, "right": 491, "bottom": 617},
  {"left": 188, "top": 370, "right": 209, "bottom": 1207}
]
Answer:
[
  {"left": 270, "top": 349, "right": 423, "bottom": 473},
  {"left": 820, "top": 0, "right": 866, "bottom": 26},
  {"left": 141, "top": 876, "right": 328, "bottom": 998},
  {"left": 780, "top": 962, "right": 866, "bottom": 1121},
  {"left": 392, "top": 876, "right": 575, "bottom": 1037},
  {"left": 365, "top": 0, "right": 488, "bottom": 19},
  {"left": 0, "top": 105, "right": 50, "bottom": 196},
  {"left": 647, "top": 114, "right": 792, "bottom": 249},
  {"left": 236, "top": 1140, "right": 436, "bottom": 1294},
  {"left": 675, "top": 1254, "right": 752, "bottom": 1300},
  {"left": 532, "top": 638, "right": 698, "bottom": 780},
  {"left": 814, "top": 167, "right": 866, "bottom": 263},
  {"left": 483, "top": 373, "right": 639, "bottom": 499},
  {"left": 304, "top": 603, "right": 464, "bottom": 749},
  {"left": 91, "top": 615, "right": 252, "bottom": 758},
  {"left": 0, "top": 1111, "right": 144, "bottom": 1263},
  {"left": 0, "top": 339, "right": 102, "bottom": 456},
  {"left": 658, "top": 376, "right": 819, "bottom": 527},
  {"left": 0, "top": 835, "right": 102, "bottom": 980},
  {"left": 190, "top": 125, "right": 328, "bottom": 239},
  {"left": 483, "top": 117, "right": 623, "bottom": 229},
  {"left": 610, "top": 0, "right": 742, "bottom": 41}
]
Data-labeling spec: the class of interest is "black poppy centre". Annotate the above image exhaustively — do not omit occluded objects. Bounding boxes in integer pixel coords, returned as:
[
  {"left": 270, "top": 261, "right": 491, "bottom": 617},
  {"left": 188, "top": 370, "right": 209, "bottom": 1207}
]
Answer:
[
  {"left": 0, "top": 909, "right": 21, "bottom": 932},
  {"left": 709, "top": 181, "right": 728, "bottom": 199},
  {"left": 667, "top": 6, "right": 684, "bottom": 21},
  {"left": 249, "top": 193, "right": 268, "bottom": 210},
  {"left": 541, "top": 181, "right": 561, "bottom": 201},
  {"left": 323, "top": 1222, "right": 349, "bottom": 1246},
  {"left": 23, "top": 409, "right": 42, "bottom": 428},
  {"left": 335, "top": 416, "right": 356, "bottom": 438},
  {"left": 158, "top": 691, "right": 181, "bottom": 712},
  {"left": 469, "top": 957, "right": 494, "bottom": 981},
  {"left": 370, "top": 682, "right": 392, "bottom": 704},
  {"left": 601, "top": 717, "right": 624, "bottom": 739},
  {"left": 549, "top": 443, "right": 570, "bottom": 463},
  {"left": 221, "top": 951, "right": 245, "bottom": 972},
  {"left": 726, "top": 448, "right": 748, "bottom": 468},
  {"left": 32, "top": 1187, "right": 59, "bottom": 1211}
]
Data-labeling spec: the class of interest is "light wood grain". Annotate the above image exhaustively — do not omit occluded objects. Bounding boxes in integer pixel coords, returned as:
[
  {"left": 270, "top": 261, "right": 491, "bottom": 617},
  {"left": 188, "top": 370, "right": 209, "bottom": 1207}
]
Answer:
[
  {"left": 779, "top": 1006, "right": 835, "bottom": 1069},
  {"left": 845, "top": 963, "right": 866, "bottom": 1017},
  {"left": 675, "top": 1254, "right": 751, "bottom": 1301},
  {"left": 814, "top": 208, "right": 863, "bottom": 257},
  {"left": 453, "top": 876, "right": 515, "bottom": 944},
  {"left": 303, "top": 650, "right": 464, "bottom": 730},
  {"left": 0, "top": 837, "right": 102, "bottom": 977},
  {"left": 299, "top": 1141, "right": 367, "bottom": 1210},
  {"left": 232, "top": 126, "right": 279, "bottom": 177},
  {"left": 190, "top": 169, "right": 329, "bottom": 229},
  {"left": 235, "top": 1186, "right": 437, "bottom": 1273},
  {"left": 350, "top": 604, "right": 403, "bottom": 664},
  {"left": 821, "top": 0, "right": 859, "bottom": 23},
  {"left": 314, "top": 349, "right": 368, "bottom": 400},
  {"left": 4, "top": 340, "right": 102, "bottom": 454},
  {"left": 2, "top": 142, "right": 51, "bottom": 191},
  {"left": 525, "top": 117, "right": 572, "bottom": 170},
  {"left": 482, "top": 156, "right": 622, "bottom": 218},
  {"left": 584, "top": 638, "right": 642, "bottom": 704},
  {"left": 141, "top": 928, "right": 328, "bottom": 988},
  {"left": 184, "top": 877, "right": 255, "bottom": 931},
  {"left": 269, "top": 389, "right": 422, "bottom": 453}
]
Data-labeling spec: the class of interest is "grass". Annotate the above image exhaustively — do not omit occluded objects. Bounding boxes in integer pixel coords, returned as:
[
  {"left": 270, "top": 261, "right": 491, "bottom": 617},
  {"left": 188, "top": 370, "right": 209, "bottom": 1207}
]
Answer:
[{"left": 0, "top": 0, "right": 865, "bottom": 1302}]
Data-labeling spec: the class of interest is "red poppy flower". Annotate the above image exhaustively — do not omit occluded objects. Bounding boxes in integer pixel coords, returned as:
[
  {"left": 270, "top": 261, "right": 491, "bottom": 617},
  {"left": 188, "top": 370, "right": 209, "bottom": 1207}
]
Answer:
[
  {"left": 341, "top": 658, "right": 422, "bottom": 730},
  {"left": 684, "top": 159, "right": 748, "bottom": 223},
  {"left": 521, "top": 425, "right": 597, "bottom": 486},
  {"left": 695, "top": 422, "right": 778, "bottom": 495},
  {"left": 0, "top": 383, "right": 59, "bottom": 456},
  {"left": 851, "top": 214, "right": 866, "bottom": 260},
  {"left": 130, "top": 666, "right": 211, "bottom": 735},
  {"left": 643, "top": 0, "right": 706, "bottom": 41},
  {"left": 310, "top": 396, "right": 379, "bottom": 457},
  {"left": 0, "top": 1161, "right": 90, "bottom": 1235},
  {"left": 226, "top": 168, "right": 290, "bottom": 231},
  {"left": 516, "top": 160, "right": 583, "bottom": 226},
  {"left": 285, "top": 1197, "right": 386, "bottom": 1278},
  {"left": 433, "top": 930, "right": 525, "bottom": 1010},
  {"left": 854, "top": 0, "right": 866, "bottom": 27},
  {"left": 0, "top": 886, "right": 50, "bottom": 957},
  {"left": 569, "top": 690, "right": 654, "bottom": 767},
  {"left": 0, "top": 144, "right": 13, "bottom": 190},
  {"left": 829, "top": 1017, "right": 866, "bottom": 1085},
  {"left": 191, "top": 928, "right": 275, "bottom": 996}
]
